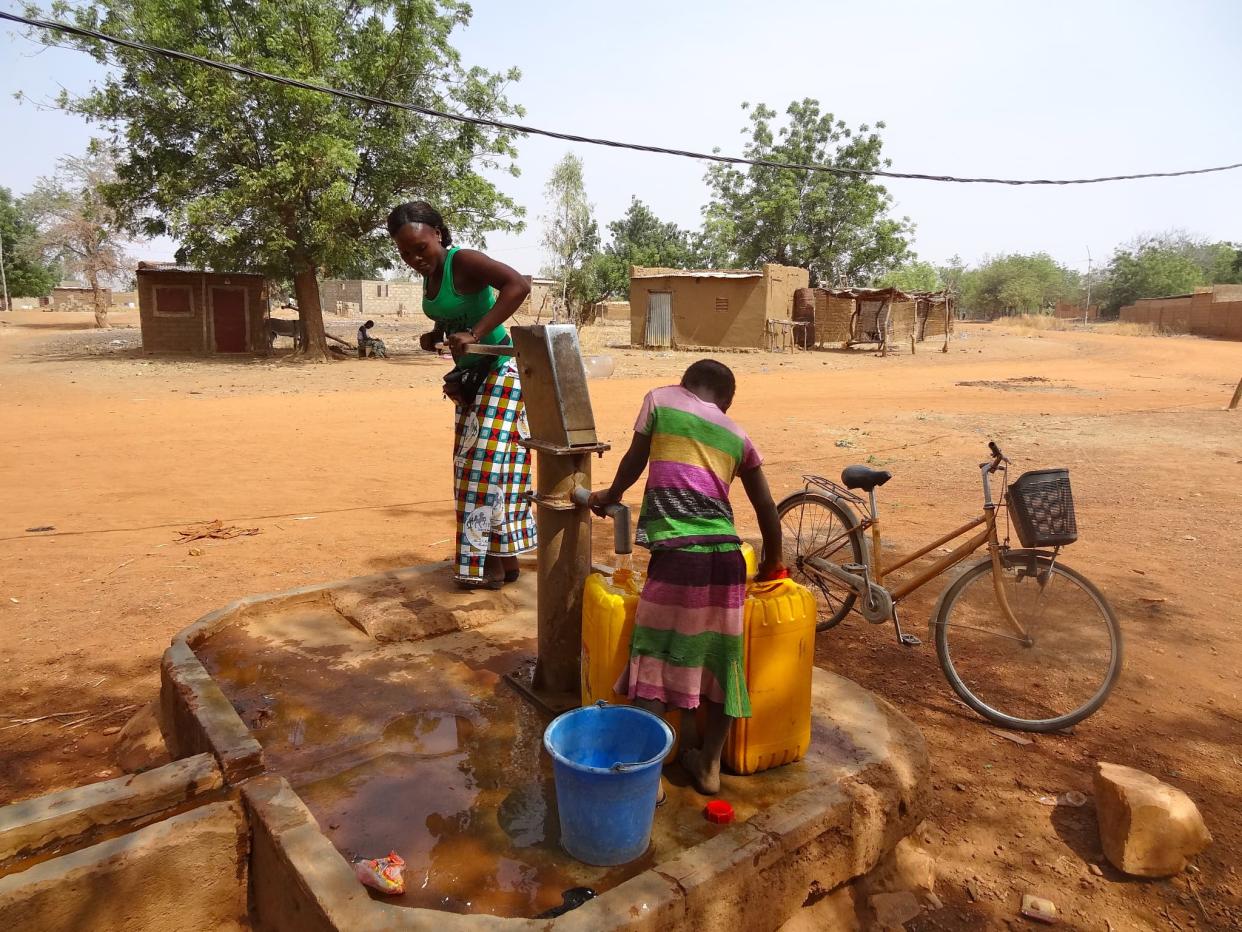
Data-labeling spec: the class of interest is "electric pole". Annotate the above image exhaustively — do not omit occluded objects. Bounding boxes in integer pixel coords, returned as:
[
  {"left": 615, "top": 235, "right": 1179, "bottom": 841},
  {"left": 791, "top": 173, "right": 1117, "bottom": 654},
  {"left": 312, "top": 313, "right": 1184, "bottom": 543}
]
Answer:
[
  {"left": 0, "top": 231, "right": 10, "bottom": 313},
  {"left": 1084, "top": 246, "right": 1092, "bottom": 319}
]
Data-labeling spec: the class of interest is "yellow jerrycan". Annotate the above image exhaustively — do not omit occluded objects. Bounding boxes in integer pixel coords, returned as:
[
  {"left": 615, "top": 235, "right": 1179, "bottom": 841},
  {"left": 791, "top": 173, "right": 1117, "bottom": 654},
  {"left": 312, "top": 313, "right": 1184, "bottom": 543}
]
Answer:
[
  {"left": 722, "top": 576, "right": 818, "bottom": 775},
  {"left": 581, "top": 544, "right": 816, "bottom": 776}
]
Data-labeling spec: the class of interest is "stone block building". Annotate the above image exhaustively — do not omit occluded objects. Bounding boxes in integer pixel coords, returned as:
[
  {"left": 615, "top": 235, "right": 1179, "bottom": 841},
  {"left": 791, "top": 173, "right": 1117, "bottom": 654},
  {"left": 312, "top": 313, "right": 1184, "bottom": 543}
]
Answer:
[
  {"left": 52, "top": 282, "right": 110, "bottom": 311},
  {"left": 319, "top": 279, "right": 422, "bottom": 318}
]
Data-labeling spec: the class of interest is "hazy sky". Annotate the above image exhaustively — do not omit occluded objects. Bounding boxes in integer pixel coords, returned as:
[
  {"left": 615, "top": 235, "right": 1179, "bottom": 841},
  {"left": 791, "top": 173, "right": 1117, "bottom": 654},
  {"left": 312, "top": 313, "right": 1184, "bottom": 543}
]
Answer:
[{"left": 2, "top": 0, "right": 1239, "bottom": 276}]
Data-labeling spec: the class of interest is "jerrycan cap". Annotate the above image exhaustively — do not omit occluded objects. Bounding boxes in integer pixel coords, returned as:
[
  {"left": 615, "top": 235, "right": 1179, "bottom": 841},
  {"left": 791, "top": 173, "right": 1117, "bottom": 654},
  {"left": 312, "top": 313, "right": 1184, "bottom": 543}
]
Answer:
[{"left": 704, "top": 800, "right": 735, "bottom": 824}]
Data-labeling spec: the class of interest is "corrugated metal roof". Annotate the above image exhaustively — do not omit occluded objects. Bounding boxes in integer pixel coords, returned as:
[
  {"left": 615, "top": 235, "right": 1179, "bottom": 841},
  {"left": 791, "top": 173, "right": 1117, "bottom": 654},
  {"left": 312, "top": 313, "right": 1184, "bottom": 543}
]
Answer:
[{"left": 632, "top": 269, "right": 761, "bottom": 280}]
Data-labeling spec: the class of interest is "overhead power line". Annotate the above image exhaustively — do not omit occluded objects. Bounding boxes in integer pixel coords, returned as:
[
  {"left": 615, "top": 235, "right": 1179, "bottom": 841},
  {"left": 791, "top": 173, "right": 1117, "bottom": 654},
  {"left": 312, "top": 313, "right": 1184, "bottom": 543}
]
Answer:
[{"left": 5, "top": 10, "right": 1242, "bottom": 187}]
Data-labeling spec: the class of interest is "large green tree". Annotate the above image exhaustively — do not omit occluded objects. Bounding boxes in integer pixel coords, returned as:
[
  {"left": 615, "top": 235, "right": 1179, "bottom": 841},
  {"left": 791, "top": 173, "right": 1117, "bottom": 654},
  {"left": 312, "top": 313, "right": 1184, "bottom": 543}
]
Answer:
[
  {"left": 1099, "top": 232, "right": 1241, "bottom": 315},
  {"left": 0, "top": 187, "right": 60, "bottom": 305},
  {"left": 876, "top": 259, "right": 943, "bottom": 292},
  {"left": 700, "top": 100, "right": 913, "bottom": 285},
  {"left": 594, "top": 197, "right": 701, "bottom": 298},
  {"left": 33, "top": 0, "right": 523, "bottom": 355},
  {"left": 960, "top": 253, "right": 1078, "bottom": 317}
]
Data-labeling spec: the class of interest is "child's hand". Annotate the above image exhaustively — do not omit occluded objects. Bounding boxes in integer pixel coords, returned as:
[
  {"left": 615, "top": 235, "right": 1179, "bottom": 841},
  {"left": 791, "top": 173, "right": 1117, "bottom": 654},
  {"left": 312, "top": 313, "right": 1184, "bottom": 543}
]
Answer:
[{"left": 587, "top": 489, "right": 619, "bottom": 518}]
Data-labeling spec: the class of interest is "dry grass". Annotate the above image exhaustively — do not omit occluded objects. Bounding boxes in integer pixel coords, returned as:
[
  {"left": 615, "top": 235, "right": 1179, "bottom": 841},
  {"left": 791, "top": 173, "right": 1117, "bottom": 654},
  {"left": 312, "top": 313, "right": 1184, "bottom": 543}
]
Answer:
[
  {"left": 995, "top": 314, "right": 1076, "bottom": 332},
  {"left": 577, "top": 319, "right": 630, "bottom": 355},
  {"left": 1091, "top": 321, "right": 1167, "bottom": 337}
]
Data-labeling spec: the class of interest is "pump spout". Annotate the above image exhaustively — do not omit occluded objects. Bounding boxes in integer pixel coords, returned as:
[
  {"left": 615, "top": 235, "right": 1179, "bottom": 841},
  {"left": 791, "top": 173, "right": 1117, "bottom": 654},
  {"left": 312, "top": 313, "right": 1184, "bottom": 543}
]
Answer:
[{"left": 571, "top": 487, "right": 633, "bottom": 556}]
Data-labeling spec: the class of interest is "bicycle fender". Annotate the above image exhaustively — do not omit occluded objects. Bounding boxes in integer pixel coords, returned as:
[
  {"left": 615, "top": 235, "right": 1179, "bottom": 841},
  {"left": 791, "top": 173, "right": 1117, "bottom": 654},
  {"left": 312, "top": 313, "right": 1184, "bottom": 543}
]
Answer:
[{"left": 926, "top": 549, "right": 1058, "bottom": 635}]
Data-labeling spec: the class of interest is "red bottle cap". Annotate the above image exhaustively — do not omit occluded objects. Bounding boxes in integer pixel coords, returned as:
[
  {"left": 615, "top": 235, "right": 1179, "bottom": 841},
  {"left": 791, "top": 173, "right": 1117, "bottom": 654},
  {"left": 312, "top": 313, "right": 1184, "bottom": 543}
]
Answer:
[{"left": 704, "top": 800, "right": 735, "bottom": 824}]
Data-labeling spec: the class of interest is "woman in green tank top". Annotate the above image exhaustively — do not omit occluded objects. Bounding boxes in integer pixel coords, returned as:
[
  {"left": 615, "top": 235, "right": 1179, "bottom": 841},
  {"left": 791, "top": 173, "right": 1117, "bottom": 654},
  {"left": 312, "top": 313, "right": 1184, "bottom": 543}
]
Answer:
[{"left": 387, "top": 201, "right": 536, "bottom": 589}]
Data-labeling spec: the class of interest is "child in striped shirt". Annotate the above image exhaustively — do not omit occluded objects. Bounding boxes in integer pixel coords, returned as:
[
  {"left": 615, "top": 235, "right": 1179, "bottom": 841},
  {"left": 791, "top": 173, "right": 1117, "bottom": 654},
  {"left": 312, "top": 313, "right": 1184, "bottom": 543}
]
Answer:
[{"left": 589, "top": 359, "right": 783, "bottom": 795}]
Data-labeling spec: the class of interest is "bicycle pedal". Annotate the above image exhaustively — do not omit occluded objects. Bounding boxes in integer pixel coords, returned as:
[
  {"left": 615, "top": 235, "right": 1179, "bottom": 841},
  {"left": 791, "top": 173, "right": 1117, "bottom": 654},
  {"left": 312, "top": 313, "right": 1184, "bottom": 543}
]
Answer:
[{"left": 899, "top": 634, "right": 922, "bottom": 647}]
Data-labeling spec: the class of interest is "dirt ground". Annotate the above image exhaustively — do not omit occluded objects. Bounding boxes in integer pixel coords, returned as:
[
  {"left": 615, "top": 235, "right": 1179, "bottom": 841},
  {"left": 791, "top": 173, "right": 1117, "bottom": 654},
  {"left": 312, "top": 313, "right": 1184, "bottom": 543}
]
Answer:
[{"left": 1, "top": 310, "right": 1239, "bottom": 930}]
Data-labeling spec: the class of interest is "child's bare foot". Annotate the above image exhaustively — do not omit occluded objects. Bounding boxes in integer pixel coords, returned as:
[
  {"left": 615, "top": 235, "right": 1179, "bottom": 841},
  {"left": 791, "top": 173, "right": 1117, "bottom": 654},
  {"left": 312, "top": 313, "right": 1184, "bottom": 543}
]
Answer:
[{"left": 680, "top": 748, "right": 721, "bottom": 795}]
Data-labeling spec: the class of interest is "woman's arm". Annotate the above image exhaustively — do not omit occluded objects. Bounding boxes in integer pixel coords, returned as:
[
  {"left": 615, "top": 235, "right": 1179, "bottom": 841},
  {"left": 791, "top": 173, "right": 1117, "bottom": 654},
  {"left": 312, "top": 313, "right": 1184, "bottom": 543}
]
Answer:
[
  {"left": 446, "top": 249, "right": 530, "bottom": 354},
  {"left": 740, "top": 465, "right": 783, "bottom": 576}
]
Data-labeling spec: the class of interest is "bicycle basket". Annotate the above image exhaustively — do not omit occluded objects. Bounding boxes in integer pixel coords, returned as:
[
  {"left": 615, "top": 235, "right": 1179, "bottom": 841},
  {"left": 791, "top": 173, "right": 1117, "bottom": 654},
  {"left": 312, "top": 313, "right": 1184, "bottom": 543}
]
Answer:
[{"left": 1005, "top": 468, "right": 1078, "bottom": 548}]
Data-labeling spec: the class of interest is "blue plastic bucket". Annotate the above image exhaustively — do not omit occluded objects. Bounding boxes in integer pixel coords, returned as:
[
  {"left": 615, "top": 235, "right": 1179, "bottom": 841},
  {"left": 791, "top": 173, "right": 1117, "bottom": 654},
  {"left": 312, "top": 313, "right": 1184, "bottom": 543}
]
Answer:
[{"left": 543, "top": 700, "right": 674, "bottom": 866}]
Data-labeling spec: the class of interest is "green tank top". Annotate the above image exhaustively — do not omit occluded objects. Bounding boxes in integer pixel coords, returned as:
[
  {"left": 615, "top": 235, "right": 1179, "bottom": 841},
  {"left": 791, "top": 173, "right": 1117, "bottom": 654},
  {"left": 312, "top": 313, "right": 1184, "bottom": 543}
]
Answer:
[{"left": 421, "top": 246, "right": 508, "bottom": 368}]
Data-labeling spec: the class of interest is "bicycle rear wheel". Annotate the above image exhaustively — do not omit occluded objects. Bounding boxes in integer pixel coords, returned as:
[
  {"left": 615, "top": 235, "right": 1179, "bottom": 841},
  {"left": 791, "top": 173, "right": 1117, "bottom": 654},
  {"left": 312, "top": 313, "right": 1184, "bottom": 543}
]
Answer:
[
  {"left": 934, "top": 551, "right": 1122, "bottom": 732},
  {"left": 776, "top": 491, "right": 864, "bottom": 631}
]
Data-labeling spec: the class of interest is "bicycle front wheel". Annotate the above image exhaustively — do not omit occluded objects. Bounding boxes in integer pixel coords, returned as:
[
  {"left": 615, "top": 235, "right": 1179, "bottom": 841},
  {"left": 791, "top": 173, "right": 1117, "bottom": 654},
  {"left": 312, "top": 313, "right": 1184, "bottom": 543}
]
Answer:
[
  {"left": 776, "top": 491, "right": 864, "bottom": 631},
  {"left": 935, "top": 551, "right": 1122, "bottom": 732}
]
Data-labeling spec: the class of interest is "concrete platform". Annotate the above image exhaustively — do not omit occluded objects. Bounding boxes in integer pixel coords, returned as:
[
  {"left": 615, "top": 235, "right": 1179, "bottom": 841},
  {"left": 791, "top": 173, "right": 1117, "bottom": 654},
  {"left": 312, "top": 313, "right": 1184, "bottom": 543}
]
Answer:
[{"left": 163, "top": 563, "right": 931, "bottom": 931}]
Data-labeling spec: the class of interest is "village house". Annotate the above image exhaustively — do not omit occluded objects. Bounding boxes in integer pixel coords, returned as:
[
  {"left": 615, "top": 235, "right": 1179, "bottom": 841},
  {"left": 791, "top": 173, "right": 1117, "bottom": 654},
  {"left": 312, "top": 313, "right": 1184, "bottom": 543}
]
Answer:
[
  {"left": 628, "top": 263, "right": 809, "bottom": 350},
  {"left": 51, "top": 281, "right": 110, "bottom": 311},
  {"left": 319, "top": 278, "right": 422, "bottom": 318},
  {"left": 137, "top": 263, "right": 269, "bottom": 354}
]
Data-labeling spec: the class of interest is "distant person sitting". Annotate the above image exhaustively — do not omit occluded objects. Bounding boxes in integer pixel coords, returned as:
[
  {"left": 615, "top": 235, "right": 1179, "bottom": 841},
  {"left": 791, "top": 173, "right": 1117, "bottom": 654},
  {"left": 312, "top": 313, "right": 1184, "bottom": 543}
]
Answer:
[{"left": 357, "top": 320, "right": 387, "bottom": 358}]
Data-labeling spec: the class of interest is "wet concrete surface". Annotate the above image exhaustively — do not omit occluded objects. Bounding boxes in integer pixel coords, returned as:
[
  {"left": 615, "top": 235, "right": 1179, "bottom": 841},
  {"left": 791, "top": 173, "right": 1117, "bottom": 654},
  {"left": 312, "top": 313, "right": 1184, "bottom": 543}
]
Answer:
[{"left": 196, "top": 569, "right": 914, "bottom": 919}]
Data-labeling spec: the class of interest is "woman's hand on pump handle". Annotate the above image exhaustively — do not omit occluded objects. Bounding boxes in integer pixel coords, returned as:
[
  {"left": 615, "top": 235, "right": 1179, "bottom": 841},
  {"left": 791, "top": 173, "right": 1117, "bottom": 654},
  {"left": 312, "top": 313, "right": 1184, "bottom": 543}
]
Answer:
[
  {"left": 419, "top": 330, "right": 441, "bottom": 352},
  {"left": 447, "top": 329, "right": 479, "bottom": 356}
]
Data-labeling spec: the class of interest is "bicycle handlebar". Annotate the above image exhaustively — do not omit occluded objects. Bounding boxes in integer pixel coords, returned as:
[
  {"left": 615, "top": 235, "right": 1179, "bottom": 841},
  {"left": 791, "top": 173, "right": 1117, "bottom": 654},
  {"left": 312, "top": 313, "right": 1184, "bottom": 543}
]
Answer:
[{"left": 985, "top": 440, "right": 1011, "bottom": 472}]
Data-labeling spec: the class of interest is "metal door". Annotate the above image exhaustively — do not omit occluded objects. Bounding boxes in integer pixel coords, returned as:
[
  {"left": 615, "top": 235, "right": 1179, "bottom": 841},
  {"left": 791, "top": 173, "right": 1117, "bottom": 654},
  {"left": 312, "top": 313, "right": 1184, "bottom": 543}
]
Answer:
[
  {"left": 645, "top": 292, "right": 672, "bottom": 347},
  {"left": 211, "top": 287, "right": 248, "bottom": 352}
]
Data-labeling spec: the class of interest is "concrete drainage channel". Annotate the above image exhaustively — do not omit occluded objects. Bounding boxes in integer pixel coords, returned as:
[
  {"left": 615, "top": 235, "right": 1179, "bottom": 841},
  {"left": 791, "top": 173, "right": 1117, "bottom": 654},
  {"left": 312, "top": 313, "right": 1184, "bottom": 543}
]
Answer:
[{"left": 0, "top": 564, "right": 931, "bottom": 931}]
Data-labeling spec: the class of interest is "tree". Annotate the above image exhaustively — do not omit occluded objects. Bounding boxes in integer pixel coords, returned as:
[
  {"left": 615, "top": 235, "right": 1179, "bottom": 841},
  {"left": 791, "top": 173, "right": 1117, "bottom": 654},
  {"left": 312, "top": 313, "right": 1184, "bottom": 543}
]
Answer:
[
  {"left": 877, "top": 259, "right": 943, "bottom": 292},
  {"left": 594, "top": 197, "right": 701, "bottom": 297},
  {"left": 960, "top": 253, "right": 1078, "bottom": 317},
  {"left": 0, "top": 187, "right": 60, "bottom": 306},
  {"left": 25, "top": 147, "right": 130, "bottom": 327},
  {"left": 1099, "top": 232, "right": 1241, "bottom": 315},
  {"left": 34, "top": 0, "right": 524, "bottom": 357},
  {"left": 700, "top": 100, "right": 913, "bottom": 285},
  {"left": 540, "top": 153, "right": 603, "bottom": 322}
]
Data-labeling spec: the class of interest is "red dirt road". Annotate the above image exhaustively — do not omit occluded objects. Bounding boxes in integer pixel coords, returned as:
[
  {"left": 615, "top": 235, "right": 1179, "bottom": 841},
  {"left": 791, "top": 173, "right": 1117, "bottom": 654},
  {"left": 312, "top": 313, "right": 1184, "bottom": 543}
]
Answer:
[{"left": 1, "top": 312, "right": 1239, "bottom": 929}]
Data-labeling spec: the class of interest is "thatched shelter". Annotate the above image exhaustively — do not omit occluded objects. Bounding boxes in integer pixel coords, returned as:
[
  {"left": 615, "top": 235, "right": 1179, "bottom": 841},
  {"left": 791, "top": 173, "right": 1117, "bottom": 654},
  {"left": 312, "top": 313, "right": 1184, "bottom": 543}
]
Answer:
[{"left": 792, "top": 286, "right": 954, "bottom": 352}]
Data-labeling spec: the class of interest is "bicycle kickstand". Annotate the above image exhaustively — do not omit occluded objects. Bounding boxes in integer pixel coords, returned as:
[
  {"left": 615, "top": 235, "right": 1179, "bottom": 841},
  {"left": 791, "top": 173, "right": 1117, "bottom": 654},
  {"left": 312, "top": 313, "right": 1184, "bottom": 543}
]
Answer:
[{"left": 892, "top": 606, "right": 921, "bottom": 647}]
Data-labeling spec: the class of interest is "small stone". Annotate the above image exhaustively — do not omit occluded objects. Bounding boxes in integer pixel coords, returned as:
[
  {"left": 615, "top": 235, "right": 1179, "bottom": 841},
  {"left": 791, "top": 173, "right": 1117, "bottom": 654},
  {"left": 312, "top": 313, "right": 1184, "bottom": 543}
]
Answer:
[
  {"left": 955, "top": 783, "right": 967, "bottom": 791},
  {"left": 869, "top": 891, "right": 921, "bottom": 928},
  {"left": 102, "top": 725, "right": 122, "bottom": 736},
  {"left": 1094, "top": 762, "right": 1212, "bottom": 877},
  {"left": 1089, "top": 863, "right": 1104, "bottom": 876},
  {"left": 1020, "top": 893, "right": 1057, "bottom": 924},
  {"left": 189, "top": 547, "right": 205, "bottom": 557}
]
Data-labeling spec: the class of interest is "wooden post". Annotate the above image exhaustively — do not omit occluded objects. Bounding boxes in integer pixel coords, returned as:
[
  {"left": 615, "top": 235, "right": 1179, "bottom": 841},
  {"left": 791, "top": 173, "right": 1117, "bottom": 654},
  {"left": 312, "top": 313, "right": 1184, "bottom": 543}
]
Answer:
[{"left": 1228, "top": 377, "right": 1242, "bottom": 411}]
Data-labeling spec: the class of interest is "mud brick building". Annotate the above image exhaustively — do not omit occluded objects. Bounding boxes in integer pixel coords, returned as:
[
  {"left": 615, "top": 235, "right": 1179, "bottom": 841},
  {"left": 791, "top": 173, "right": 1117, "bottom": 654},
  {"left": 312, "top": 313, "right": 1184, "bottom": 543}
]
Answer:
[
  {"left": 137, "top": 264, "right": 269, "bottom": 354},
  {"left": 628, "top": 264, "right": 808, "bottom": 349}
]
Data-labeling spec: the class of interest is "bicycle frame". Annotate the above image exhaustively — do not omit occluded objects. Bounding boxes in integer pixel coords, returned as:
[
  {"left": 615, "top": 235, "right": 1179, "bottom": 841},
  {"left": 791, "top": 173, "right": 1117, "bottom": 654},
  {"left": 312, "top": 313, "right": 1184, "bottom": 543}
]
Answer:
[{"left": 804, "top": 454, "right": 1028, "bottom": 638}]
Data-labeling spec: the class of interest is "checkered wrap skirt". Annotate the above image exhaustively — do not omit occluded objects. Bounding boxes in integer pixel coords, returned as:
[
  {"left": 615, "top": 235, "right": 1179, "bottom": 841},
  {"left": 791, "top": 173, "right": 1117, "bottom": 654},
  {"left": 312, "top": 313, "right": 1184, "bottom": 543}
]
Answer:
[{"left": 452, "top": 357, "right": 536, "bottom": 579}]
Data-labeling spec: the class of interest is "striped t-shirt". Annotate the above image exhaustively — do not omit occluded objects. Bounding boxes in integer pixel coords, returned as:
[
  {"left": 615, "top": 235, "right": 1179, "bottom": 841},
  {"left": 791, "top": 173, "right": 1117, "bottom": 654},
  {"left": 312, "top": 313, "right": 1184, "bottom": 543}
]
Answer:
[{"left": 634, "top": 385, "right": 763, "bottom": 549}]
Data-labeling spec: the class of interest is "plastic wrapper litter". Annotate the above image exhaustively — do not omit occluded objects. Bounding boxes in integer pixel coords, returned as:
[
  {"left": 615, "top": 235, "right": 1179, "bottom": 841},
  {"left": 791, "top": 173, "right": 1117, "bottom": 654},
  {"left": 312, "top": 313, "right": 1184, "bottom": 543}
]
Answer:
[{"left": 353, "top": 851, "right": 406, "bottom": 894}]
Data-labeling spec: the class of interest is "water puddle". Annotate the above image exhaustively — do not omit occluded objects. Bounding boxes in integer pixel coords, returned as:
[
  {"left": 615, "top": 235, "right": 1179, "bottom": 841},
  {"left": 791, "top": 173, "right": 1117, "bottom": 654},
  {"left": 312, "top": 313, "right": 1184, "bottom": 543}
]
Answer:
[{"left": 199, "top": 615, "right": 651, "bottom": 917}]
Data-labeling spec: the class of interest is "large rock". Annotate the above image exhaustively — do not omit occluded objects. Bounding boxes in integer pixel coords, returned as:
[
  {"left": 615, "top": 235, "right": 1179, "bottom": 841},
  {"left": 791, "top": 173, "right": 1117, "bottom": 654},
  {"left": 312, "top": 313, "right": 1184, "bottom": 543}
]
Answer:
[
  {"left": 114, "top": 700, "right": 171, "bottom": 774},
  {"left": 1094, "top": 761, "right": 1212, "bottom": 877}
]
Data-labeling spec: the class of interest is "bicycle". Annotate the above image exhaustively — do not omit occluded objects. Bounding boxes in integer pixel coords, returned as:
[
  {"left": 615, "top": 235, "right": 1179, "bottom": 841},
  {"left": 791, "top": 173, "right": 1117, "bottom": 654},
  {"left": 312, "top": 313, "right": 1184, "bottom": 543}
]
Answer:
[{"left": 777, "top": 441, "right": 1122, "bottom": 732}]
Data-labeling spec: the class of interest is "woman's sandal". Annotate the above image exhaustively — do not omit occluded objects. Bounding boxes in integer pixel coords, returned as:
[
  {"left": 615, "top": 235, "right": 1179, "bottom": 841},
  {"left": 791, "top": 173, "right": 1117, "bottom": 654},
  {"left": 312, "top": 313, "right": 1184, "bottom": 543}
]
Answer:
[{"left": 456, "top": 576, "right": 504, "bottom": 591}]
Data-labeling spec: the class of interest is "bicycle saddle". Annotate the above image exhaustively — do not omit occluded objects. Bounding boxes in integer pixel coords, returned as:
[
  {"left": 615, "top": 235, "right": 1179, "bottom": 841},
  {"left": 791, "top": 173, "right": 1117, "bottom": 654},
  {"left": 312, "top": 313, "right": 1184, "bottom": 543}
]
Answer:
[{"left": 841, "top": 464, "right": 893, "bottom": 492}]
